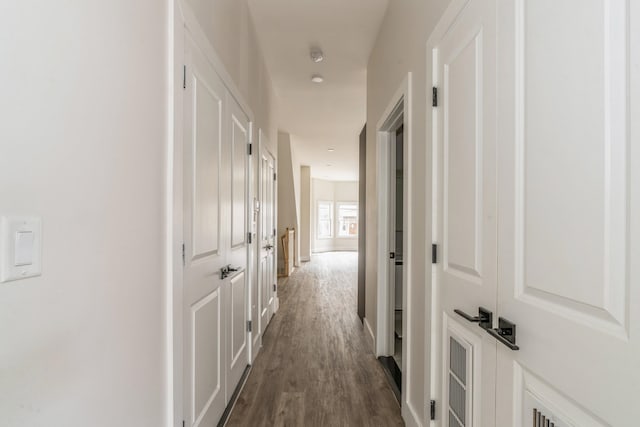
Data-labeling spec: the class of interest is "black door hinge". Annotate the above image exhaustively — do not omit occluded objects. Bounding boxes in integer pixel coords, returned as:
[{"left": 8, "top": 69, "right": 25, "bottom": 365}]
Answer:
[
  {"left": 432, "top": 244, "right": 437, "bottom": 264},
  {"left": 389, "top": 252, "right": 395, "bottom": 259},
  {"left": 182, "top": 421, "right": 185, "bottom": 427},
  {"left": 182, "top": 243, "right": 186, "bottom": 266},
  {"left": 432, "top": 87, "right": 438, "bottom": 107},
  {"left": 273, "top": 172, "right": 277, "bottom": 181},
  {"left": 247, "top": 232, "right": 252, "bottom": 244},
  {"left": 430, "top": 400, "right": 436, "bottom": 420},
  {"left": 183, "top": 65, "right": 186, "bottom": 90},
  {"left": 273, "top": 284, "right": 277, "bottom": 292},
  {"left": 247, "top": 320, "right": 252, "bottom": 332},
  {"left": 248, "top": 143, "right": 253, "bottom": 155},
  {"left": 273, "top": 228, "right": 277, "bottom": 237}
]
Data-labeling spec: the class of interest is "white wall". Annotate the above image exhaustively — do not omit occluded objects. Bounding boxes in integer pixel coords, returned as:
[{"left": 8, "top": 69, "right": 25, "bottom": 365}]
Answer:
[
  {"left": 277, "top": 132, "right": 301, "bottom": 272},
  {"left": 299, "top": 166, "right": 312, "bottom": 262},
  {"left": 366, "top": 0, "right": 450, "bottom": 425},
  {"left": 0, "top": 2, "right": 168, "bottom": 425},
  {"left": 312, "top": 179, "right": 359, "bottom": 253}
]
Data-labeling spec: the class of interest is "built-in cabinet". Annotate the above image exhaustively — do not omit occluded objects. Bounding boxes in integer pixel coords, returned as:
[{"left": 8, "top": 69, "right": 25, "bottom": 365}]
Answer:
[{"left": 432, "top": 0, "right": 639, "bottom": 425}]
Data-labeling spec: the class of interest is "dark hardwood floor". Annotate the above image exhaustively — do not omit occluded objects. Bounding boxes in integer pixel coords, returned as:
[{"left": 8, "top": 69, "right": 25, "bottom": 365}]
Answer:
[{"left": 226, "top": 252, "right": 403, "bottom": 427}]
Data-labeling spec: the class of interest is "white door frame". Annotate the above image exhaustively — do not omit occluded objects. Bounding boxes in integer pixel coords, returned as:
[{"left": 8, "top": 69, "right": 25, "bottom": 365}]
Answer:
[
  {"left": 375, "top": 73, "right": 413, "bottom": 407},
  {"left": 256, "top": 130, "right": 278, "bottom": 347},
  {"left": 425, "top": 2, "right": 478, "bottom": 425},
  {"left": 170, "top": 1, "right": 257, "bottom": 425}
]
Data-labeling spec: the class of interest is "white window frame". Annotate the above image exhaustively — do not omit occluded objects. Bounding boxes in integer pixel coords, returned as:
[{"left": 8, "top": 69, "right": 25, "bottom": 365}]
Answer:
[
  {"left": 316, "top": 200, "right": 334, "bottom": 239},
  {"left": 335, "top": 201, "right": 359, "bottom": 238}
]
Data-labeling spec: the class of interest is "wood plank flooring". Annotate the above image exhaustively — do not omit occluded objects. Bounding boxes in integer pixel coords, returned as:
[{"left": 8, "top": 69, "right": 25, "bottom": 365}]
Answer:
[{"left": 226, "top": 252, "right": 403, "bottom": 427}]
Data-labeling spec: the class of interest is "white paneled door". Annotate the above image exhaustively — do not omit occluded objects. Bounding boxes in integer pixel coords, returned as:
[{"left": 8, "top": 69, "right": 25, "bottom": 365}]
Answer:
[
  {"left": 434, "top": 0, "right": 497, "bottom": 425},
  {"left": 434, "top": 0, "right": 639, "bottom": 426},
  {"left": 183, "top": 32, "right": 251, "bottom": 427},
  {"left": 259, "top": 138, "right": 277, "bottom": 336},
  {"left": 495, "top": 1, "right": 639, "bottom": 425},
  {"left": 225, "top": 93, "right": 250, "bottom": 402}
]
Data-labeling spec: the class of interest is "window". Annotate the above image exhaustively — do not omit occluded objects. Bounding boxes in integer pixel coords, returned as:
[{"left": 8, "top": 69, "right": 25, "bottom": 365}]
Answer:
[
  {"left": 317, "top": 201, "right": 333, "bottom": 238},
  {"left": 337, "top": 202, "right": 358, "bottom": 237}
]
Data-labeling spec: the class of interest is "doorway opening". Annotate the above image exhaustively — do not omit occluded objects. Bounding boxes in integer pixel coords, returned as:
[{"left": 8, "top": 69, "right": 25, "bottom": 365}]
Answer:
[{"left": 374, "top": 76, "right": 410, "bottom": 403}]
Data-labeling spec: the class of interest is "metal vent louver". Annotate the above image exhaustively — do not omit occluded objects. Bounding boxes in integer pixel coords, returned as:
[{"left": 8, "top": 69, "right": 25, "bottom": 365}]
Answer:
[{"left": 449, "top": 337, "right": 467, "bottom": 426}]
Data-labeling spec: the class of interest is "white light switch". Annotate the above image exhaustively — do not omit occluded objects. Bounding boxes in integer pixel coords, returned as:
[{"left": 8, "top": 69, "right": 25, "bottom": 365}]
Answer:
[
  {"left": 1, "top": 216, "right": 42, "bottom": 283},
  {"left": 14, "top": 231, "right": 35, "bottom": 266}
]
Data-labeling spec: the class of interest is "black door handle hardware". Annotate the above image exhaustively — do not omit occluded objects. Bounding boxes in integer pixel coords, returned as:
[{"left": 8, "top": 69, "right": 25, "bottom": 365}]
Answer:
[
  {"left": 454, "top": 307, "right": 493, "bottom": 330},
  {"left": 487, "top": 317, "right": 519, "bottom": 350},
  {"left": 220, "top": 265, "right": 242, "bottom": 280}
]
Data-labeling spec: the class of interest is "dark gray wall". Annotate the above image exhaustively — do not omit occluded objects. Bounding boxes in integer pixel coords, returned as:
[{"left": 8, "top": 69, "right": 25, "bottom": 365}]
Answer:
[{"left": 358, "top": 125, "right": 366, "bottom": 322}]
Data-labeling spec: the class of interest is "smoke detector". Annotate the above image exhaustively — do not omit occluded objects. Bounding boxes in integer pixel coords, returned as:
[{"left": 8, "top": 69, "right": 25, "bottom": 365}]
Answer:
[{"left": 310, "top": 48, "right": 324, "bottom": 63}]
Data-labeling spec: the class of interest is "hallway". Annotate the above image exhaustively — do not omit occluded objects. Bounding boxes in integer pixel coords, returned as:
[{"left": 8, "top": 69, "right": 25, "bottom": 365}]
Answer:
[{"left": 227, "top": 252, "right": 403, "bottom": 426}]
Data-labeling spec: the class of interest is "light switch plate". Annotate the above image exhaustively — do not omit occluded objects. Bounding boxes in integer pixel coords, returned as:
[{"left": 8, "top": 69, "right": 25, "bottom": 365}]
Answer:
[{"left": 1, "top": 216, "right": 42, "bottom": 283}]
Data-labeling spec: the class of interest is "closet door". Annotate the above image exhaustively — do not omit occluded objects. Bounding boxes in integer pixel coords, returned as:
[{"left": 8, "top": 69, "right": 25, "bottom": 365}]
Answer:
[
  {"left": 183, "top": 32, "right": 227, "bottom": 427},
  {"left": 495, "top": 1, "right": 640, "bottom": 425},
  {"left": 258, "top": 141, "right": 276, "bottom": 335},
  {"left": 225, "top": 94, "right": 250, "bottom": 399},
  {"left": 434, "top": 0, "right": 497, "bottom": 425}
]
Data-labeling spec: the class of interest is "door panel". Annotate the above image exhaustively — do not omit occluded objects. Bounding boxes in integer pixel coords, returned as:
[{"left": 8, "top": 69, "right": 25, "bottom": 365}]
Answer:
[
  {"left": 225, "top": 95, "right": 250, "bottom": 398},
  {"left": 230, "top": 115, "right": 247, "bottom": 249},
  {"left": 230, "top": 271, "right": 247, "bottom": 365},
  {"left": 183, "top": 32, "right": 227, "bottom": 427},
  {"left": 496, "top": 1, "right": 638, "bottom": 425},
  {"left": 435, "top": 0, "right": 497, "bottom": 425},
  {"left": 192, "top": 290, "right": 221, "bottom": 425},
  {"left": 259, "top": 138, "right": 276, "bottom": 335}
]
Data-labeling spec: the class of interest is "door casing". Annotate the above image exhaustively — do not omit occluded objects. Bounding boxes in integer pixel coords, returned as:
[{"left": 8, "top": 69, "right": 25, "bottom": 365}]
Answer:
[{"left": 374, "top": 74, "right": 419, "bottom": 422}]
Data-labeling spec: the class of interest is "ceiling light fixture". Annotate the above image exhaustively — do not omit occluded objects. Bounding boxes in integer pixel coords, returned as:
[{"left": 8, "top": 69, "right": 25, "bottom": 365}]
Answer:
[
  {"left": 311, "top": 75, "right": 324, "bottom": 83},
  {"left": 327, "top": 148, "right": 335, "bottom": 152},
  {"left": 310, "top": 48, "right": 324, "bottom": 63},
  {"left": 326, "top": 163, "right": 333, "bottom": 167}
]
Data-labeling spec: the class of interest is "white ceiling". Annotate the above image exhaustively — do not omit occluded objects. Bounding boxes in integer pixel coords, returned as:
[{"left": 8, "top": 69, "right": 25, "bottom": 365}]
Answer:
[{"left": 247, "top": 0, "right": 389, "bottom": 181}]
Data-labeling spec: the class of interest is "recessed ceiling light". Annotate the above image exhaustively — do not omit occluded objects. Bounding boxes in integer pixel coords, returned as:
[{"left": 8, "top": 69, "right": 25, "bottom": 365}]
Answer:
[
  {"left": 327, "top": 148, "right": 335, "bottom": 152},
  {"left": 310, "top": 48, "right": 324, "bottom": 63},
  {"left": 326, "top": 163, "right": 333, "bottom": 167},
  {"left": 311, "top": 75, "right": 324, "bottom": 83}
]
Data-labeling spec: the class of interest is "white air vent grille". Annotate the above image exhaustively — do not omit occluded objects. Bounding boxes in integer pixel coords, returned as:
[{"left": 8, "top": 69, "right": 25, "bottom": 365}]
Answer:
[
  {"left": 533, "top": 408, "right": 559, "bottom": 427},
  {"left": 448, "top": 336, "right": 467, "bottom": 426}
]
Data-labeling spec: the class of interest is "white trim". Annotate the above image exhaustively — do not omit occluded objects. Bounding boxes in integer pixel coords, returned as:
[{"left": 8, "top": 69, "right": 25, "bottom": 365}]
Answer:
[
  {"left": 165, "top": 0, "right": 177, "bottom": 425},
  {"left": 363, "top": 317, "right": 376, "bottom": 354},
  {"left": 375, "top": 73, "right": 413, "bottom": 421},
  {"left": 170, "top": 2, "right": 185, "bottom": 426}
]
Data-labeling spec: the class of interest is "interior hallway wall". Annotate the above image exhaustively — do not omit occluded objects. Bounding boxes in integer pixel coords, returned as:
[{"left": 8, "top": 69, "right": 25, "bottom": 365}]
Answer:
[
  {"left": 0, "top": 2, "right": 168, "bottom": 425},
  {"left": 366, "top": 0, "right": 450, "bottom": 425},
  {"left": 184, "top": 0, "right": 279, "bottom": 153},
  {"left": 277, "top": 131, "right": 301, "bottom": 273},
  {"left": 299, "top": 166, "right": 312, "bottom": 262},
  {"left": 312, "top": 179, "right": 359, "bottom": 253}
]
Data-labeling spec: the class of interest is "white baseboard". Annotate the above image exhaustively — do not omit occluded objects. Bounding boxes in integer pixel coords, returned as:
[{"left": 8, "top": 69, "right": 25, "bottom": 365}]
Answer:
[
  {"left": 300, "top": 256, "right": 310, "bottom": 262},
  {"left": 363, "top": 317, "right": 376, "bottom": 355}
]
